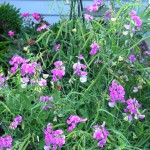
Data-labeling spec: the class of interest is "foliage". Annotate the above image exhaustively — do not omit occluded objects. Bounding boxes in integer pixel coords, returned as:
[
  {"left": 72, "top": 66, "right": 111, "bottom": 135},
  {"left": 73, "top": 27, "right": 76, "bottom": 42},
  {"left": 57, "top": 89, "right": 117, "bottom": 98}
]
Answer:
[{"left": 0, "top": 1, "right": 150, "bottom": 150}]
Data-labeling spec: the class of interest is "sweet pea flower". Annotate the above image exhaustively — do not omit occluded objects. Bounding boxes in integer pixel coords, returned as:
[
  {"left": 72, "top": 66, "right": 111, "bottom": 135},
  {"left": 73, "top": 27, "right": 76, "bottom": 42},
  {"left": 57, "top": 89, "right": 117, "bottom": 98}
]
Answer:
[
  {"left": 129, "top": 54, "right": 136, "bottom": 62},
  {"left": 0, "top": 135, "right": 13, "bottom": 150},
  {"left": 84, "top": 14, "right": 93, "bottom": 21},
  {"left": 21, "top": 13, "right": 29, "bottom": 18},
  {"left": 90, "top": 42, "right": 101, "bottom": 55},
  {"left": 32, "top": 13, "right": 40, "bottom": 21},
  {"left": 8, "top": 30, "right": 14, "bottom": 37},
  {"left": 67, "top": 115, "right": 87, "bottom": 132},
  {"left": 55, "top": 44, "right": 60, "bottom": 51}
]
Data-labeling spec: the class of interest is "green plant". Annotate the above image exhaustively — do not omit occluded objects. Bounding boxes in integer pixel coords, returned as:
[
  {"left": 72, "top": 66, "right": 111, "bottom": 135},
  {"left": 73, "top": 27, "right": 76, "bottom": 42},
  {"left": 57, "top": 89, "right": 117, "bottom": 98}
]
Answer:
[{"left": 0, "top": 2, "right": 23, "bottom": 41}]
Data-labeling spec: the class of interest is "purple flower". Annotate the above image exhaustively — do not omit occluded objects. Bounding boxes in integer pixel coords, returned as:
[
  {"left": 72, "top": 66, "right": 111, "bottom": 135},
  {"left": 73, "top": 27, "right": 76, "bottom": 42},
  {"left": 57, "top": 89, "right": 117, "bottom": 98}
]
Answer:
[
  {"left": 90, "top": 42, "right": 101, "bottom": 55},
  {"left": 8, "top": 30, "right": 14, "bottom": 37},
  {"left": 86, "top": 4, "right": 99, "bottom": 12},
  {"left": 94, "top": 0, "right": 103, "bottom": 6},
  {"left": 38, "top": 78, "right": 47, "bottom": 86},
  {"left": 93, "top": 122, "right": 109, "bottom": 148},
  {"left": 9, "top": 115, "right": 22, "bottom": 129},
  {"left": 44, "top": 123, "right": 65, "bottom": 150},
  {"left": 51, "top": 61, "right": 65, "bottom": 82},
  {"left": 84, "top": 14, "right": 93, "bottom": 21},
  {"left": 39, "top": 96, "right": 53, "bottom": 102},
  {"left": 133, "top": 87, "right": 138, "bottom": 93},
  {"left": 129, "top": 54, "right": 136, "bottom": 62},
  {"left": 124, "top": 98, "right": 145, "bottom": 121},
  {"left": 109, "top": 80, "right": 125, "bottom": 107},
  {"left": 144, "top": 50, "right": 150, "bottom": 55},
  {"left": 55, "top": 44, "right": 60, "bottom": 52},
  {"left": 66, "top": 115, "right": 87, "bottom": 132},
  {"left": 0, "top": 135, "right": 13, "bottom": 149}
]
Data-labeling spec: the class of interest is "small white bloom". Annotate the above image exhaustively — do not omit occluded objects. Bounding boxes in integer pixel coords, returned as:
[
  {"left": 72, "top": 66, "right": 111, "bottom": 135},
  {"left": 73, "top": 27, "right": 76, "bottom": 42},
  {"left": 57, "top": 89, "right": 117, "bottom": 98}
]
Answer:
[
  {"left": 21, "top": 83, "right": 27, "bottom": 88},
  {"left": 123, "top": 31, "right": 128, "bottom": 35},
  {"left": 111, "top": 18, "right": 116, "bottom": 21},
  {"left": 80, "top": 76, "right": 87, "bottom": 83}
]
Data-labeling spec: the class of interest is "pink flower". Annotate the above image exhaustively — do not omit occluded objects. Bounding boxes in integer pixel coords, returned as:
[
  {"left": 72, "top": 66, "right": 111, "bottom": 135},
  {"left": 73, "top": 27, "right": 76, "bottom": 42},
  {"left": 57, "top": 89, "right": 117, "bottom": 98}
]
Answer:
[
  {"left": 55, "top": 44, "right": 60, "bottom": 51},
  {"left": 94, "top": 0, "right": 103, "bottom": 6},
  {"left": 38, "top": 78, "right": 47, "bottom": 86},
  {"left": 129, "top": 54, "right": 136, "bottom": 62},
  {"left": 0, "top": 135, "right": 13, "bottom": 149},
  {"left": 9, "top": 115, "right": 22, "bottom": 129},
  {"left": 32, "top": 13, "right": 40, "bottom": 21},
  {"left": 93, "top": 122, "right": 109, "bottom": 148},
  {"left": 67, "top": 115, "right": 87, "bottom": 132},
  {"left": 129, "top": 10, "right": 136, "bottom": 16},
  {"left": 124, "top": 98, "right": 145, "bottom": 121},
  {"left": 22, "top": 13, "right": 29, "bottom": 18},
  {"left": 76, "top": 54, "right": 84, "bottom": 60},
  {"left": 44, "top": 123, "right": 65, "bottom": 150},
  {"left": 124, "top": 24, "right": 131, "bottom": 29},
  {"left": 90, "top": 42, "right": 101, "bottom": 55},
  {"left": 109, "top": 80, "right": 125, "bottom": 107},
  {"left": 84, "top": 14, "right": 93, "bottom": 21},
  {"left": 86, "top": 4, "right": 99, "bottom": 12},
  {"left": 37, "top": 24, "right": 50, "bottom": 31},
  {"left": 8, "top": 30, "right": 14, "bottom": 37}
]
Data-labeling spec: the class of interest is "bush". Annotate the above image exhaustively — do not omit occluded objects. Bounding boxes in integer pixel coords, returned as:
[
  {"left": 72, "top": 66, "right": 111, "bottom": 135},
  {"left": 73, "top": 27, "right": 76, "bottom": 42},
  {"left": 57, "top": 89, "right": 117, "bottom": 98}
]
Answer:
[{"left": 0, "top": 2, "right": 23, "bottom": 41}]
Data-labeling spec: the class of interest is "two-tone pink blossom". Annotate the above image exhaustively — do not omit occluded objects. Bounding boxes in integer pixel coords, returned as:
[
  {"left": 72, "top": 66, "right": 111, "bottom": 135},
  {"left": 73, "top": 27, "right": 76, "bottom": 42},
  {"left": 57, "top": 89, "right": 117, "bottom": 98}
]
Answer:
[
  {"left": 90, "top": 42, "right": 101, "bottom": 55},
  {"left": 37, "top": 24, "right": 50, "bottom": 31},
  {"left": 32, "top": 13, "right": 40, "bottom": 21},
  {"left": 93, "top": 122, "right": 109, "bottom": 148},
  {"left": 9, "top": 115, "right": 22, "bottom": 129},
  {"left": 51, "top": 61, "right": 65, "bottom": 82},
  {"left": 55, "top": 44, "right": 60, "bottom": 51},
  {"left": 67, "top": 115, "right": 87, "bottom": 132},
  {"left": 124, "top": 98, "right": 145, "bottom": 121},
  {"left": 44, "top": 123, "right": 65, "bottom": 150},
  {"left": 84, "top": 14, "right": 93, "bottom": 21}
]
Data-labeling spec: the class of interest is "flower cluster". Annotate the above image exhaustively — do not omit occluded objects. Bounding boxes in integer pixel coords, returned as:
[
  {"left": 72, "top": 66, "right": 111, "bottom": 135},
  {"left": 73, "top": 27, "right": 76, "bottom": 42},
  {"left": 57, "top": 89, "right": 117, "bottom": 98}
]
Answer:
[
  {"left": 9, "top": 115, "right": 22, "bottom": 129},
  {"left": 130, "top": 10, "right": 142, "bottom": 30},
  {"left": 9, "top": 55, "right": 46, "bottom": 87},
  {"left": 44, "top": 123, "right": 65, "bottom": 150},
  {"left": 124, "top": 98, "right": 145, "bottom": 121},
  {"left": 93, "top": 122, "right": 109, "bottom": 148},
  {"left": 66, "top": 115, "right": 87, "bottom": 132},
  {"left": 73, "top": 56, "right": 87, "bottom": 83},
  {"left": 51, "top": 61, "right": 65, "bottom": 82},
  {"left": 90, "top": 42, "right": 101, "bottom": 55},
  {"left": 37, "top": 24, "right": 50, "bottom": 31},
  {"left": 109, "top": 80, "right": 125, "bottom": 107},
  {"left": 0, "top": 135, "right": 13, "bottom": 150}
]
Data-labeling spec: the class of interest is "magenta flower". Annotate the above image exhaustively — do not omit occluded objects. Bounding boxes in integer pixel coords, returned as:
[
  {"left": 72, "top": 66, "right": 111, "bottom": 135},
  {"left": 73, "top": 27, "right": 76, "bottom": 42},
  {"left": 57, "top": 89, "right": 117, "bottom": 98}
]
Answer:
[
  {"left": 124, "top": 98, "right": 145, "bottom": 121},
  {"left": 0, "top": 135, "right": 13, "bottom": 149},
  {"left": 76, "top": 54, "right": 84, "bottom": 60},
  {"left": 67, "top": 115, "right": 87, "bottom": 132},
  {"left": 145, "top": 50, "right": 150, "bottom": 55},
  {"left": 32, "top": 13, "right": 40, "bottom": 21},
  {"left": 44, "top": 123, "right": 65, "bottom": 150},
  {"left": 21, "top": 13, "right": 29, "bottom": 18},
  {"left": 129, "top": 10, "right": 136, "bottom": 16},
  {"left": 84, "top": 14, "right": 93, "bottom": 21},
  {"left": 129, "top": 54, "right": 136, "bottom": 62},
  {"left": 39, "top": 96, "right": 53, "bottom": 102},
  {"left": 8, "top": 30, "right": 14, "bottom": 37},
  {"left": 93, "top": 122, "right": 109, "bottom": 148},
  {"left": 86, "top": 4, "right": 99, "bottom": 12},
  {"left": 37, "top": 24, "right": 50, "bottom": 31},
  {"left": 9, "top": 115, "right": 22, "bottom": 129},
  {"left": 55, "top": 44, "right": 60, "bottom": 51},
  {"left": 109, "top": 80, "right": 125, "bottom": 107},
  {"left": 51, "top": 61, "right": 65, "bottom": 82},
  {"left": 90, "top": 42, "right": 101, "bottom": 55},
  {"left": 94, "top": 0, "right": 103, "bottom": 6}
]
